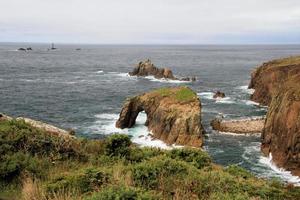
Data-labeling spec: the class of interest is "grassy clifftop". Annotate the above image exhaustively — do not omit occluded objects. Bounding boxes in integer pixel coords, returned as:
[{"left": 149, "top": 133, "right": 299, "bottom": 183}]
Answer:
[{"left": 1, "top": 120, "right": 300, "bottom": 200}]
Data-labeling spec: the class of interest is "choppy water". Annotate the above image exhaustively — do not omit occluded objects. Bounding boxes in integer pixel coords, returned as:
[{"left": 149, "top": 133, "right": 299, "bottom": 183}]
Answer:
[{"left": 1, "top": 43, "right": 300, "bottom": 184}]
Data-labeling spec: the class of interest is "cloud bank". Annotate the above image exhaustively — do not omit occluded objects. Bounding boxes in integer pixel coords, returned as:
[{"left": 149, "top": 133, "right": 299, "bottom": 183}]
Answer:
[{"left": 0, "top": 0, "right": 299, "bottom": 44}]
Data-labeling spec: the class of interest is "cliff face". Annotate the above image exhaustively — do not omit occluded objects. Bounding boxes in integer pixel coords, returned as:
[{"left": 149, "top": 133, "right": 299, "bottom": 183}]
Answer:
[
  {"left": 249, "top": 56, "right": 300, "bottom": 175},
  {"left": 261, "top": 75, "right": 300, "bottom": 175},
  {"left": 116, "top": 87, "right": 205, "bottom": 147},
  {"left": 248, "top": 56, "right": 300, "bottom": 106}
]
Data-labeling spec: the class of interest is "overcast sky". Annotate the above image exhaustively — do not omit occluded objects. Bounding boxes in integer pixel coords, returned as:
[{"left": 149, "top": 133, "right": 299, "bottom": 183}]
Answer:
[{"left": 0, "top": 0, "right": 299, "bottom": 44}]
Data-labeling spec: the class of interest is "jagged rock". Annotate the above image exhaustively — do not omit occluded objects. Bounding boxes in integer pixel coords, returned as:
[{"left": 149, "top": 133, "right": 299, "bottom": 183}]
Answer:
[
  {"left": 116, "top": 86, "right": 205, "bottom": 147},
  {"left": 248, "top": 56, "right": 300, "bottom": 106},
  {"left": 213, "top": 91, "right": 225, "bottom": 98},
  {"left": 0, "top": 113, "right": 13, "bottom": 121},
  {"left": 26, "top": 47, "right": 32, "bottom": 50},
  {"left": 211, "top": 118, "right": 264, "bottom": 134},
  {"left": 129, "top": 59, "right": 196, "bottom": 81}
]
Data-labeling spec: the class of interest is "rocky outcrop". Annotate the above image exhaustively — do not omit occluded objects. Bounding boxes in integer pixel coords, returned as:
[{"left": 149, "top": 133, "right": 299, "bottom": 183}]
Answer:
[
  {"left": 116, "top": 86, "right": 205, "bottom": 147},
  {"left": 129, "top": 59, "right": 196, "bottom": 81},
  {"left": 211, "top": 118, "right": 264, "bottom": 134},
  {"left": 213, "top": 91, "right": 225, "bottom": 99},
  {"left": 261, "top": 74, "right": 300, "bottom": 176},
  {"left": 0, "top": 113, "right": 74, "bottom": 140},
  {"left": 248, "top": 56, "right": 300, "bottom": 106}
]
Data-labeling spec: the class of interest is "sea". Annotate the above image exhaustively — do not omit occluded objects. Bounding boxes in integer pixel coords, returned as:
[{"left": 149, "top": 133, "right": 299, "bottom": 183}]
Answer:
[{"left": 1, "top": 43, "right": 300, "bottom": 185}]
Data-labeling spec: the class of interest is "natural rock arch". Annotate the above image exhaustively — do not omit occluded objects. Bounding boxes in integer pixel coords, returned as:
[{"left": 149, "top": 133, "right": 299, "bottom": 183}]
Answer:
[{"left": 116, "top": 87, "right": 205, "bottom": 147}]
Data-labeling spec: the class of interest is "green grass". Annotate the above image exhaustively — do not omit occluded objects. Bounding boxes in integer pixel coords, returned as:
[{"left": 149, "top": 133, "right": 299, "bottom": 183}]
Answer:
[
  {"left": 1, "top": 120, "right": 300, "bottom": 200},
  {"left": 154, "top": 86, "right": 196, "bottom": 102}
]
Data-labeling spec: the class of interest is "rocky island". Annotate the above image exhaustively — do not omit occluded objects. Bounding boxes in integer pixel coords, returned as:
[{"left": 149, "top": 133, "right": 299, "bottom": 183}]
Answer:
[
  {"left": 116, "top": 86, "right": 204, "bottom": 147},
  {"left": 249, "top": 56, "right": 300, "bottom": 176},
  {"left": 129, "top": 59, "right": 196, "bottom": 81}
]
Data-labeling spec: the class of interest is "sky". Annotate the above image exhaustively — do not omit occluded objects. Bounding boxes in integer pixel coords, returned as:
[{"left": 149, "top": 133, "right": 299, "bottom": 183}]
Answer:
[{"left": 0, "top": 0, "right": 300, "bottom": 44}]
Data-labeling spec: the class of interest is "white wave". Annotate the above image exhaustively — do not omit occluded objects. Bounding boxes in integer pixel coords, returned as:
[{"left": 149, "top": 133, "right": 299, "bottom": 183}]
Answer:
[
  {"left": 90, "top": 112, "right": 176, "bottom": 149},
  {"left": 237, "top": 85, "right": 255, "bottom": 95},
  {"left": 259, "top": 154, "right": 300, "bottom": 186},
  {"left": 197, "top": 92, "right": 214, "bottom": 100},
  {"left": 145, "top": 76, "right": 190, "bottom": 83},
  {"left": 215, "top": 97, "right": 235, "bottom": 104},
  {"left": 96, "top": 70, "right": 104, "bottom": 73},
  {"left": 241, "top": 100, "right": 260, "bottom": 106}
]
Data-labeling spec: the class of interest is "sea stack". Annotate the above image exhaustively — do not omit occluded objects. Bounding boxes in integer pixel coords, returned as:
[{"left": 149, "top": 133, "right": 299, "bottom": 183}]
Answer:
[
  {"left": 249, "top": 56, "right": 300, "bottom": 175},
  {"left": 116, "top": 86, "right": 205, "bottom": 147}
]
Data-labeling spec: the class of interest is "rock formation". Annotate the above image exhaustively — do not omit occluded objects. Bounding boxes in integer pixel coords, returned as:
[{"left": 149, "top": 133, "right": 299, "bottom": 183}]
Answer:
[
  {"left": 248, "top": 56, "right": 300, "bottom": 106},
  {"left": 211, "top": 118, "right": 264, "bottom": 134},
  {"left": 116, "top": 86, "right": 205, "bottom": 147},
  {"left": 213, "top": 91, "right": 225, "bottom": 99},
  {"left": 248, "top": 56, "right": 300, "bottom": 175},
  {"left": 129, "top": 59, "right": 196, "bottom": 81}
]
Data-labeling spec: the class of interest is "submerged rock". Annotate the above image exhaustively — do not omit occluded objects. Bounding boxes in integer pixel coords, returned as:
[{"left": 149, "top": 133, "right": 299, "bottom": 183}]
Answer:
[
  {"left": 211, "top": 118, "right": 264, "bottom": 134},
  {"left": 18, "top": 48, "right": 26, "bottom": 51},
  {"left": 116, "top": 86, "right": 205, "bottom": 147},
  {"left": 129, "top": 59, "right": 196, "bottom": 81},
  {"left": 213, "top": 91, "right": 225, "bottom": 99}
]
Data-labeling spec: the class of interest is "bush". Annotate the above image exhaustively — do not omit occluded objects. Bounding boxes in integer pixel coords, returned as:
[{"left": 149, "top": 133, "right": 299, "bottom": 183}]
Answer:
[
  {"left": 84, "top": 185, "right": 159, "bottom": 200},
  {"left": 132, "top": 155, "right": 191, "bottom": 189},
  {"left": 46, "top": 167, "right": 110, "bottom": 193},
  {"left": 225, "top": 165, "right": 253, "bottom": 179},
  {"left": 126, "top": 147, "right": 165, "bottom": 163},
  {"left": 167, "top": 148, "right": 211, "bottom": 169},
  {"left": 105, "top": 134, "right": 132, "bottom": 157}
]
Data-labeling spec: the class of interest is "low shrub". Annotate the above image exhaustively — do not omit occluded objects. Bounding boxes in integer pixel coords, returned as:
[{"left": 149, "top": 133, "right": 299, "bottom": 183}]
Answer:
[
  {"left": 225, "top": 165, "right": 253, "bottom": 179},
  {"left": 105, "top": 134, "right": 132, "bottom": 157},
  {"left": 167, "top": 148, "right": 211, "bottom": 169},
  {"left": 46, "top": 167, "right": 110, "bottom": 193},
  {"left": 84, "top": 185, "right": 159, "bottom": 200},
  {"left": 132, "top": 155, "right": 192, "bottom": 189}
]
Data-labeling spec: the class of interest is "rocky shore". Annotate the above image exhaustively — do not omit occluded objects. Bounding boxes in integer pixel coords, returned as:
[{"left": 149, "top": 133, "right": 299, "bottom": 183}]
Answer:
[
  {"left": 211, "top": 117, "right": 264, "bottom": 134},
  {"left": 249, "top": 56, "right": 300, "bottom": 176},
  {"left": 129, "top": 59, "right": 196, "bottom": 81},
  {"left": 116, "top": 86, "right": 204, "bottom": 147}
]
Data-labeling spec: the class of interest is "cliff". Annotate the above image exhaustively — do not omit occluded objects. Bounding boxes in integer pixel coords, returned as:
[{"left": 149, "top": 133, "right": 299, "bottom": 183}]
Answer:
[
  {"left": 129, "top": 59, "right": 196, "bottom": 81},
  {"left": 248, "top": 56, "right": 300, "bottom": 106},
  {"left": 116, "top": 86, "right": 205, "bottom": 147},
  {"left": 248, "top": 56, "right": 300, "bottom": 175},
  {"left": 261, "top": 74, "right": 300, "bottom": 176}
]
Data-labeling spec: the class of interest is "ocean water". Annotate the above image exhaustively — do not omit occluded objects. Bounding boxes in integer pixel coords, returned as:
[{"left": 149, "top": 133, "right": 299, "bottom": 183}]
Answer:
[{"left": 1, "top": 43, "right": 300, "bottom": 184}]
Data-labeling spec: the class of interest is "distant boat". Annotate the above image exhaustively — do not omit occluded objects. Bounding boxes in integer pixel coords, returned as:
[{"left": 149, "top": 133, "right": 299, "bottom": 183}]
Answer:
[{"left": 50, "top": 43, "right": 57, "bottom": 50}]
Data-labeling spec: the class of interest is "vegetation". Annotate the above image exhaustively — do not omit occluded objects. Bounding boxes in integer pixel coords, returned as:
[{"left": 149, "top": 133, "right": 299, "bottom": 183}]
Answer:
[
  {"left": 1, "top": 120, "right": 300, "bottom": 200},
  {"left": 155, "top": 86, "right": 197, "bottom": 102}
]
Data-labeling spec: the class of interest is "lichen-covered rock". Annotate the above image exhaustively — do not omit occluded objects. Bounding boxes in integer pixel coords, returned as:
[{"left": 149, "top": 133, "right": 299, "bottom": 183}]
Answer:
[
  {"left": 248, "top": 56, "right": 300, "bottom": 106},
  {"left": 261, "top": 74, "right": 300, "bottom": 176},
  {"left": 116, "top": 87, "right": 205, "bottom": 147}
]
